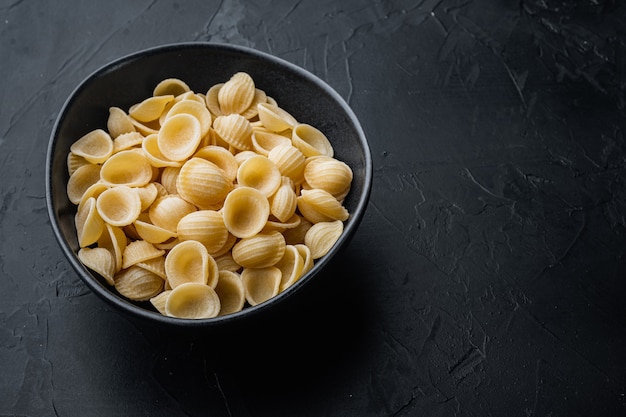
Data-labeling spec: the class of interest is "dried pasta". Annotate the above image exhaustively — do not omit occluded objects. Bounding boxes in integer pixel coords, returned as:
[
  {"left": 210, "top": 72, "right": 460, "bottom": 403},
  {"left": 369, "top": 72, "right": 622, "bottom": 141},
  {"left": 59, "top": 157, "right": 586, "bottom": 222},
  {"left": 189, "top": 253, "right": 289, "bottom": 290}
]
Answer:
[{"left": 65, "top": 72, "right": 353, "bottom": 319}]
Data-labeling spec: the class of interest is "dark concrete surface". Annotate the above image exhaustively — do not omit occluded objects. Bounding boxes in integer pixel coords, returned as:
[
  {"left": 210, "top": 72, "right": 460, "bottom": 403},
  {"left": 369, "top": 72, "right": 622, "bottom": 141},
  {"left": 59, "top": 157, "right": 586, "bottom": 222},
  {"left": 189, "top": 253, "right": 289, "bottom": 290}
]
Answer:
[{"left": 2, "top": 0, "right": 626, "bottom": 416}]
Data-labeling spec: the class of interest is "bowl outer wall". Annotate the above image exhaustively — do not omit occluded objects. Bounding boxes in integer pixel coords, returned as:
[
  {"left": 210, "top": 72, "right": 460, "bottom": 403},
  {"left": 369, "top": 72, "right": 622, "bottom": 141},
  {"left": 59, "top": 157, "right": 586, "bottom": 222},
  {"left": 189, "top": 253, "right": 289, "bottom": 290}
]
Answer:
[{"left": 46, "top": 42, "right": 372, "bottom": 329}]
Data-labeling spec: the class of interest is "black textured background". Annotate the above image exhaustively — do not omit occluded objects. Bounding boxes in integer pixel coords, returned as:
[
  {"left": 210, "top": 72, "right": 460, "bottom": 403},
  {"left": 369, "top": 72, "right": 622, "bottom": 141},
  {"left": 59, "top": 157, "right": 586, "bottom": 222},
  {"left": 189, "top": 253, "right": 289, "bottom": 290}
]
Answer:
[{"left": 2, "top": 0, "right": 626, "bottom": 416}]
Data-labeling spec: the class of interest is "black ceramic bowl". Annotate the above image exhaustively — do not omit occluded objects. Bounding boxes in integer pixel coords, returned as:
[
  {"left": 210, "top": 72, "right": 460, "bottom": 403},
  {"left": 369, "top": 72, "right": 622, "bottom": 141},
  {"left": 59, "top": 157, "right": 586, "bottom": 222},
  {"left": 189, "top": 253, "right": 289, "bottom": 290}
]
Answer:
[{"left": 46, "top": 43, "right": 372, "bottom": 329}]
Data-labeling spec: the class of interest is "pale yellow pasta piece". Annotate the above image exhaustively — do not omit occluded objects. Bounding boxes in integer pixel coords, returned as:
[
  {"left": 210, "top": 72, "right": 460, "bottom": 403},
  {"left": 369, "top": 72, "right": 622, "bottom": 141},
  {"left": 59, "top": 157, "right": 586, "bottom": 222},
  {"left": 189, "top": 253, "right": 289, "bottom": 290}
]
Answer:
[
  {"left": 122, "top": 240, "right": 165, "bottom": 269},
  {"left": 75, "top": 197, "right": 104, "bottom": 248},
  {"left": 270, "top": 176, "right": 297, "bottom": 223},
  {"left": 297, "top": 188, "right": 349, "bottom": 224},
  {"left": 193, "top": 145, "right": 238, "bottom": 183},
  {"left": 257, "top": 102, "right": 297, "bottom": 132},
  {"left": 176, "top": 210, "right": 229, "bottom": 255},
  {"left": 294, "top": 243, "right": 314, "bottom": 276},
  {"left": 222, "top": 186, "right": 269, "bottom": 238},
  {"left": 149, "top": 289, "right": 172, "bottom": 315},
  {"left": 233, "top": 150, "right": 258, "bottom": 166},
  {"left": 304, "top": 156, "right": 353, "bottom": 199},
  {"left": 157, "top": 113, "right": 202, "bottom": 161},
  {"left": 112, "top": 131, "right": 144, "bottom": 153},
  {"left": 100, "top": 149, "right": 153, "bottom": 187},
  {"left": 241, "top": 267, "right": 281, "bottom": 306},
  {"left": 97, "top": 223, "right": 127, "bottom": 272},
  {"left": 304, "top": 219, "right": 344, "bottom": 259},
  {"left": 204, "top": 83, "right": 224, "bottom": 117},
  {"left": 129, "top": 94, "right": 175, "bottom": 123},
  {"left": 262, "top": 213, "right": 301, "bottom": 233},
  {"left": 213, "top": 114, "right": 253, "bottom": 151},
  {"left": 231, "top": 231, "right": 286, "bottom": 269},
  {"left": 236, "top": 155, "right": 281, "bottom": 197},
  {"left": 114, "top": 265, "right": 164, "bottom": 301},
  {"left": 164, "top": 240, "right": 210, "bottom": 288},
  {"left": 136, "top": 256, "right": 167, "bottom": 280},
  {"left": 135, "top": 183, "right": 158, "bottom": 211},
  {"left": 78, "top": 247, "right": 116, "bottom": 286},
  {"left": 276, "top": 245, "right": 305, "bottom": 292},
  {"left": 283, "top": 217, "right": 313, "bottom": 245},
  {"left": 96, "top": 186, "right": 142, "bottom": 227},
  {"left": 153, "top": 78, "right": 190, "bottom": 97},
  {"left": 177, "top": 158, "right": 232, "bottom": 209},
  {"left": 251, "top": 130, "right": 291, "bottom": 156},
  {"left": 67, "top": 152, "right": 89, "bottom": 176},
  {"left": 218, "top": 72, "right": 256, "bottom": 115},
  {"left": 215, "top": 270, "right": 245, "bottom": 316},
  {"left": 66, "top": 163, "right": 102, "bottom": 205},
  {"left": 292, "top": 123, "right": 333, "bottom": 157},
  {"left": 240, "top": 88, "right": 268, "bottom": 120},
  {"left": 77, "top": 183, "right": 109, "bottom": 208},
  {"left": 165, "top": 99, "right": 212, "bottom": 138},
  {"left": 214, "top": 253, "right": 242, "bottom": 273},
  {"left": 107, "top": 106, "right": 136, "bottom": 139},
  {"left": 267, "top": 144, "right": 306, "bottom": 185},
  {"left": 142, "top": 133, "right": 182, "bottom": 168},
  {"left": 160, "top": 166, "right": 181, "bottom": 195},
  {"left": 165, "top": 282, "right": 220, "bottom": 319},
  {"left": 133, "top": 219, "right": 178, "bottom": 244},
  {"left": 131, "top": 118, "right": 160, "bottom": 136},
  {"left": 148, "top": 194, "right": 197, "bottom": 233},
  {"left": 210, "top": 232, "right": 238, "bottom": 258},
  {"left": 69, "top": 129, "right": 114, "bottom": 164}
]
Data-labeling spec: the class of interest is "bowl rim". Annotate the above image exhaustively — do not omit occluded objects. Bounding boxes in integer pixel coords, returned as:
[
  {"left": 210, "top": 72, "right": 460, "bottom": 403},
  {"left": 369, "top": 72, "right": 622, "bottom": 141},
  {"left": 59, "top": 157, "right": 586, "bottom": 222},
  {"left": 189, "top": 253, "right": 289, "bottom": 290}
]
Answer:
[{"left": 45, "top": 41, "right": 373, "bottom": 328}]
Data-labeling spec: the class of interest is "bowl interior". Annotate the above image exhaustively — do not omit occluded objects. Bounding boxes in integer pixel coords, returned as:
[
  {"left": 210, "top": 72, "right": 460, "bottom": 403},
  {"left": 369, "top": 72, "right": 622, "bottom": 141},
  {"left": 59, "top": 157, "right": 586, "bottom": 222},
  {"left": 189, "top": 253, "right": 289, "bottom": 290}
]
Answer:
[{"left": 47, "top": 43, "right": 372, "bottom": 328}]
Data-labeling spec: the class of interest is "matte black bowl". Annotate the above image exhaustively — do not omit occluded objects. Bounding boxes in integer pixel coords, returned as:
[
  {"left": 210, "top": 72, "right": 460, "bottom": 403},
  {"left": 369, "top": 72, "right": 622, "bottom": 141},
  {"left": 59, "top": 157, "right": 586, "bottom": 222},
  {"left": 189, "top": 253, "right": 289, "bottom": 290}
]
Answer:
[{"left": 46, "top": 43, "right": 372, "bottom": 330}]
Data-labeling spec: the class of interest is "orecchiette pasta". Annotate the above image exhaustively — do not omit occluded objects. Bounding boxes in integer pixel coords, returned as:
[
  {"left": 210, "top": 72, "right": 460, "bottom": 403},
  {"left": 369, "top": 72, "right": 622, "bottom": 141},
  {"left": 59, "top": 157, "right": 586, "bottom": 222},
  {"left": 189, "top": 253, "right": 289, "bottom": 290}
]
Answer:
[{"left": 66, "top": 73, "right": 353, "bottom": 318}]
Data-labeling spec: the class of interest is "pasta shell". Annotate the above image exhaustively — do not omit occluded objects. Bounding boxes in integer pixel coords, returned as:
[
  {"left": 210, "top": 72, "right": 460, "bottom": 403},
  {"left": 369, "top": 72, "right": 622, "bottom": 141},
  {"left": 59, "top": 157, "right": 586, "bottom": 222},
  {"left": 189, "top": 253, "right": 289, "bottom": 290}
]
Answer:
[
  {"left": 294, "top": 243, "right": 314, "bottom": 276},
  {"left": 304, "top": 156, "right": 353, "bottom": 199},
  {"left": 276, "top": 245, "right": 305, "bottom": 292},
  {"left": 241, "top": 267, "right": 281, "bottom": 306},
  {"left": 131, "top": 118, "right": 160, "bottom": 136},
  {"left": 67, "top": 163, "right": 102, "bottom": 205},
  {"left": 270, "top": 176, "right": 297, "bottom": 223},
  {"left": 218, "top": 72, "right": 256, "bottom": 115},
  {"left": 107, "top": 106, "right": 136, "bottom": 139},
  {"left": 257, "top": 102, "right": 297, "bottom": 132},
  {"left": 304, "top": 219, "right": 344, "bottom": 259},
  {"left": 112, "top": 131, "right": 144, "bottom": 153},
  {"left": 236, "top": 155, "right": 281, "bottom": 197},
  {"left": 215, "top": 270, "right": 245, "bottom": 316},
  {"left": 69, "top": 129, "right": 113, "bottom": 164},
  {"left": 205, "top": 83, "right": 224, "bottom": 117},
  {"left": 267, "top": 144, "right": 305, "bottom": 185},
  {"left": 231, "top": 231, "right": 286, "bottom": 269},
  {"left": 148, "top": 194, "right": 197, "bottom": 233},
  {"left": 114, "top": 265, "right": 164, "bottom": 301},
  {"left": 149, "top": 290, "right": 172, "bottom": 315},
  {"left": 262, "top": 213, "right": 301, "bottom": 233},
  {"left": 251, "top": 130, "right": 291, "bottom": 156},
  {"left": 78, "top": 247, "right": 116, "bottom": 286},
  {"left": 142, "top": 133, "right": 182, "bottom": 168},
  {"left": 67, "top": 152, "right": 89, "bottom": 176},
  {"left": 133, "top": 219, "right": 177, "bottom": 244},
  {"left": 164, "top": 240, "right": 210, "bottom": 288},
  {"left": 283, "top": 217, "right": 313, "bottom": 245},
  {"left": 165, "top": 282, "right": 220, "bottom": 319},
  {"left": 153, "top": 78, "right": 190, "bottom": 97},
  {"left": 177, "top": 211, "right": 226, "bottom": 253},
  {"left": 97, "top": 224, "right": 127, "bottom": 272},
  {"left": 233, "top": 150, "right": 257, "bottom": 166},
  {"left": 222, "top": 186, "right": 269, "bottom": 238},
  {"left": 240, "top": 88, "right": 268, "bottom": 120},
  {"left": 75, "top": 197, "right": 104, "bottom": 248},
  {"left": 122, "top": 239, "right": 165, "bottom": 269},
  {"left": 129, "top": 94, "right": 175, "bottom": 122},
  {"left": 136, "top": 256, "right": 167, "bottom": 280},
  {"left": 96, "top": 186, "right": 142, "bottom": 227},
  {"left": 165, "top": 99, "right": 212, "bottom": 138},
  {"left": 160, "top": 166, "right": 181, "bottom": 195},
  {"left": 211, "top": 232, "right": 238, "bottom": 258},
  {"left": 100, "top": 149, "right": 153, "bottom": 187},
  {"left": 154, "top": 237, "right": 180, "bottom": 251},
  {"left": 77, "top": 182, "right": 109, "bottom": 208},
  {"left": 177, "top": 158, "right": 232, "bottom": 209},
  {"left": 157, "top": 113, "right": 202, "bottom": 161},
  {"left": 193, "top": 145, "right": 238, "bottom": 183},
  {"left": 213, "top": 114, "right": 253, "bottom": 151},
  {"left": 136, "top": 183, "right": 158, "bottom": 211},
  {"left": 214, "top": 253, "right": 242, "bottom": 273},
  {"left": 297, "top": 189, "right": 349, "bottom": 224},
  {"left": 292, "top": 123, "right": 334, "bottom": 157}
]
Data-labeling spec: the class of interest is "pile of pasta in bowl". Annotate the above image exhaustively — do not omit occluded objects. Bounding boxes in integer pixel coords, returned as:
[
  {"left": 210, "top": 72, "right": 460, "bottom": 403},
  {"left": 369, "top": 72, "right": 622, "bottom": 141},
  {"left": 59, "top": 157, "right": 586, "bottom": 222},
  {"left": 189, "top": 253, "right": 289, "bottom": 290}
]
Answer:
[{"left": 66, "top": 72, "right": 353, "bottom": 319}]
